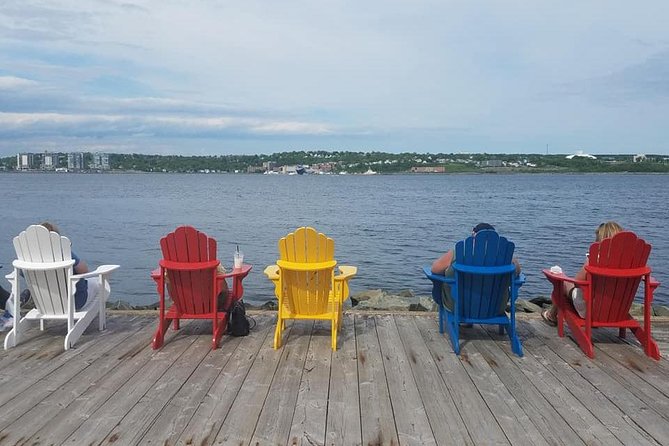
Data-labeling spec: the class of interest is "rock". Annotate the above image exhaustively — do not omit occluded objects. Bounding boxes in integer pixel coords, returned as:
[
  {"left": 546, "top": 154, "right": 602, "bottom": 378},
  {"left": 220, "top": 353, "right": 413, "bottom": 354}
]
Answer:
[
  {"left": 351, "top": 289, "right": 384, "bottom": 303},
  {"left": 653, "top": 305, "right": 669, "bottom": 317},
  {"left": 629, "top": 303, "right": 644, "bottom": 317},
  {"left": 260, "top": 301, "right": 278, "bottom": 311},
  {"left": 106, "top": 300, "right": 135, "bottom": 310},
  {"left": 352, "top": 292, "right": 411, "bottom": 311},
  {"left": 397, "top": 289, "right": 415, "bottom": 298},
  {"left": 529, "top": 296, "right": 552, "bottom": 308},
  {"left": 515, "top": 300, "right": 542, "bottom": 313},
  {"left": 409, "top": 296, "right": 437, "bottom": 312}
]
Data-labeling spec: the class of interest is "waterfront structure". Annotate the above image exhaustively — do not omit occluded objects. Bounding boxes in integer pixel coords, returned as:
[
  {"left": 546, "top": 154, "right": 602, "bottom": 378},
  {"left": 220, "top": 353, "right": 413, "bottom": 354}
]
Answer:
[
  {"left": 91, "top": 152, "right": 110, "bottom": 170},
  {"left": 634, "top": 154, "right": 647, "bottom": 162},
  {"left": 566, "top": 150, "right": 597, "bottom": 160},
  {"left": 68, "top": 152, "right": 85, "bottom": 170},
  {"left": 411, "top": 166, "right": 446, "bottom": 173},
  {"left": 16, "top": 153, "right": 36, "bottom": 170}
]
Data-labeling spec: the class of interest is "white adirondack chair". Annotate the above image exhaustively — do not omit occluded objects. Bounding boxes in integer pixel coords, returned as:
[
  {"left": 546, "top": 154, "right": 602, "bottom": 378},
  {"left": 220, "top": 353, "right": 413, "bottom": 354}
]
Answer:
[{"left": 4, "top": 225, "right": 120, "bottom": 350}]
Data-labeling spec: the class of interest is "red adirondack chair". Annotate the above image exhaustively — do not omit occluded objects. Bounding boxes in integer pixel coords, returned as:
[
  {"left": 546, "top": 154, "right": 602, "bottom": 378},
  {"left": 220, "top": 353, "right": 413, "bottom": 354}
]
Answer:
[
  {"left": 543, "top": 231, "right": 660, "bottom": 359},
  {"left": 151, "top": 226, "right": 252, "bottom": 349}
]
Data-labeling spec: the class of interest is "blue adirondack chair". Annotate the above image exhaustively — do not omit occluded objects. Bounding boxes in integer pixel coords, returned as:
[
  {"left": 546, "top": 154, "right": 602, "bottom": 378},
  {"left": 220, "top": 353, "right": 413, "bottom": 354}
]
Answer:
[{"left": 423, "top": 230, "right": 525, "bottom": 356}]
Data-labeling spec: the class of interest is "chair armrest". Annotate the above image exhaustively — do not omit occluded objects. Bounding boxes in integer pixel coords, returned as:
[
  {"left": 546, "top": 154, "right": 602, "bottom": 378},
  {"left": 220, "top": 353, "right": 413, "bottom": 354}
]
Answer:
[
  {"left": 264, "top": 265, "right": 279, "bottom": 280},
  {"left": 220, "top": 264, "right": 252, "bottom": 279},
  {"left": 514, "top": 273, "right": 526, "bottom": 285},
  {"left": 422, "top": 266, "right": 455, "bottom": 284},
  {"left": 72, "top": 264, "right": 120, "bottom": 280},
  {"left": 4, "top": 270, "right": 16, "bottom": 280},
  {"left": 151, "top": 267, "right": 161, "bottom": 279},
  {"left": 334, "top": 265, "right": 357, "bottom": 281},
  {"left": 649, "top": 275, "right": 660, "bottom": 289},
  {"left": 542, "top": 269, "right": 588, "bottom": 287}
]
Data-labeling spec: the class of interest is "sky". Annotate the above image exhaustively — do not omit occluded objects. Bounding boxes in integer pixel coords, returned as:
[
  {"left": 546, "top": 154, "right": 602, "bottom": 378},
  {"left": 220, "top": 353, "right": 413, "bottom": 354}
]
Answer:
[{"left": 1, "top": 0, "right": 668, "bottom": 156}]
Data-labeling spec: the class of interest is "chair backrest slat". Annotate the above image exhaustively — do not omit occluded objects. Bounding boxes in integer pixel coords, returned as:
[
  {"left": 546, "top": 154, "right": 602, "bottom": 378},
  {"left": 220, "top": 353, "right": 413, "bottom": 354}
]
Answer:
[
  {"left": 13, "top": 225, "right": 72, "bottom": 316},
  {"left": 160, "top": 226, "right": 218, "bottom": 315},
  {"left": 586, "top": 231, "right": 651, "bottom": 323},
  {"left": 278, "top": 227, "right": 335, "bottom": 316},
  {"left": 454, "top": 230, "right": 515, "bottom": 319}
]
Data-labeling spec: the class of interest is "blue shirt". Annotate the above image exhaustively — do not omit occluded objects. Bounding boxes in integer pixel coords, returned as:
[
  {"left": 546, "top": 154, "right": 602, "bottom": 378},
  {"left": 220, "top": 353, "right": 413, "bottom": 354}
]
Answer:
[{"left": 72, "top": 252, "right": 88, "bottom": 310}]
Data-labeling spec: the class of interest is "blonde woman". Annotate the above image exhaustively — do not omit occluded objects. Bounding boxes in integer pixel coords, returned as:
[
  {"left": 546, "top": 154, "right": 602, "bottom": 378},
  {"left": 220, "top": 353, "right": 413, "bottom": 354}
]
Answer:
[{"left": 542, "top": 221, "right": 623, "bottom": 325}]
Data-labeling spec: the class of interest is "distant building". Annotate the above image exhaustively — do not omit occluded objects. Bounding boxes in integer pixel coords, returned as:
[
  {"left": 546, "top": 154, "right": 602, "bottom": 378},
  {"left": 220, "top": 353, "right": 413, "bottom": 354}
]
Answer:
[
  {"left": 479, "top": 159, "right": 503, "bottom": 168},
  {"left": 262, "top": 161, "right": 277, "bottom": 172},
  {"left": 633, "top": 154, "right": 647, "bottom": 163},
  {"left": 68, "top": 152, "right": 85, "bottom": 170},
  {"left": 42, "top": 152, "right": 56, "bottom": 170},
  {"left": 566, "top": 151, "right": 597, "bottom": 160},
  {"left": 247, "top": 165, "right": 264, "bottom": 173},
  {"left": 411, "top": 166, "right": 445, "bottom": 173},
  {"left": 17, "top": 153, "right": 36, "bottom": 170},
  {"left": 90, "top": 152, "right": 110, "bottom": 170}
]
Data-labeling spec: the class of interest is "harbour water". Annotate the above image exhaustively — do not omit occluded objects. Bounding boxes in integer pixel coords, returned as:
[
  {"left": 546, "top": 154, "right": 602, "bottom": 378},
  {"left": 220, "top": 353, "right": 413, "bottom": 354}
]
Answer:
[{"left": 1, "top": 172, "right": 667, "bottom": 306}]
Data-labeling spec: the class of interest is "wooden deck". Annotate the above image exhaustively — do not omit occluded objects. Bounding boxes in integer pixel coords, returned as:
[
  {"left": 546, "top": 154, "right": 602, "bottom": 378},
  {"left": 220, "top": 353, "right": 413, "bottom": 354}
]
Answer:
[{"left": 0, "top": 312, "right": 668, "bottom": 446}]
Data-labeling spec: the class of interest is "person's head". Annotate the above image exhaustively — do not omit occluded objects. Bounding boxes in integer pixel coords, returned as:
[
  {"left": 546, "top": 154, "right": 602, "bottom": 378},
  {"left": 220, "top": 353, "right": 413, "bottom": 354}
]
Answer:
[
  {"left": 472, "top": 222, "right": 495, "bottom": 235},
  {"left": 595, "top": 221, "right": 622, "bottom": 241},
  {"left": 40, "top": 221, "right": 60, "bottom": 234}
]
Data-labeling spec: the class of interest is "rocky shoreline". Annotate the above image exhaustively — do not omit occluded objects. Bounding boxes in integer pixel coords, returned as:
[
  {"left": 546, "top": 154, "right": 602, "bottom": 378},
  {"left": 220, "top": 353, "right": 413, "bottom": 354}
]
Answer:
[{"left": 105, "top": 288, "right": 669, "bottom": 317}]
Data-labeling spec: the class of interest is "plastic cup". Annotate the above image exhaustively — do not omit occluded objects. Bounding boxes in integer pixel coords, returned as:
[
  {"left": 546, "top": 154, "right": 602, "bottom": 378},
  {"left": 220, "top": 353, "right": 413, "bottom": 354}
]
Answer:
[
  {"left": 234, "top": 251, "right": 244, "bottom": 269},
  {"left": 550, "top": 265, "right": 563, "bottom": 274}
]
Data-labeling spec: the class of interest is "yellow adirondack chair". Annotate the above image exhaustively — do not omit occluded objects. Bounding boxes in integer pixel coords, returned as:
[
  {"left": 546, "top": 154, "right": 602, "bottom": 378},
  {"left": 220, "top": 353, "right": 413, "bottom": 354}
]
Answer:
[{"left": 264, "top": 227, "right": 357, "bottom": 350}]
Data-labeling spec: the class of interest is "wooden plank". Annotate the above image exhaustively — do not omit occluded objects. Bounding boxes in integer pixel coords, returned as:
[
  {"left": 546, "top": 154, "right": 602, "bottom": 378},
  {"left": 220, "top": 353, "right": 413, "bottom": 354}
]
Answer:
[
  {"left": 375, "top": 315, "right": 437, "bottom": 445},
  {"left": 585, "top": 332, "right": 669, "bottom": 421},
  {"left": 288, "top": 320, "right": 332, "bottom": 446},
  {"left": 0, "top": 315, "right": 146, "bottom": 407},
  {"left": 213, "top": 320, "right": 296, "bottom": 444},
  {"left": 100, "top": 321, "right": 234, "bottom": 445},
  {"left": 355, "top": 314, "right": 399, "bottom": 446},
  {"left": 455, "top": 326, "right": 550, "bottom": 446},
  {"left": 325, "top": 314, "right": 362, "bottom": 446},
  {"left": 139, "top": 316, "right": 272, "bottom": 445},
  {"left": 0, "top": 320, "right": 155, "bottom": 444},
  {"left": 393, "top": 316, "right": 471, "bottom": 445},
  {"left": 480, "top": 323, "right": 625, "bottom": 446},
  {"left": 0, "top": 327, "right": 59, "bottom": 371},
  {"left": 250, "top": 320, "right": 314, "bottom": 445},
  {"left": 592, "top": 329, "right": 669, "bottom": 396},
  {"left": 175, "top": 314, "right": 274, "bottom": 446},
  {"left": 413, "top": 317, "right": 509, "bottom": 445},
  {"left": 54, "top": 321, "right": 209, "bottom": 445},
  {"left": 522, "top": 320, "right": 662, "bottom": 445}
]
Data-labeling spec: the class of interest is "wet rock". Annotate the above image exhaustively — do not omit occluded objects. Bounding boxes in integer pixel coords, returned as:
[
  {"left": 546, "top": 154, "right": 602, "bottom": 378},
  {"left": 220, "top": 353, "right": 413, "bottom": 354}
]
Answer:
[
  {"left": 106, "top": 300, "right": 135, "bottom": 310},
  {"left": 352, "top": 291, "right": 410, "bottom": 311},
  {"left": 409, "top": 296, "right": 437, "bottom": 312},
  {"left": 397, "top": 289, "right": 415, "bottom": 298}
]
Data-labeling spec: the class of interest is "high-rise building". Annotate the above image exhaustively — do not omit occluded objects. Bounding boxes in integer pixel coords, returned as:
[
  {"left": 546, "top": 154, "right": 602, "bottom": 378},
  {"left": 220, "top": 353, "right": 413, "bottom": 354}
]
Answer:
[
  {"left": 91, "top": 152, "right": 110, "bottom": 170},
  {"left": 17, "top": 153, "right": 36, "bottom": 170},
  {"left": 68, "top": 152, "right": 85, "bottom": 170}
]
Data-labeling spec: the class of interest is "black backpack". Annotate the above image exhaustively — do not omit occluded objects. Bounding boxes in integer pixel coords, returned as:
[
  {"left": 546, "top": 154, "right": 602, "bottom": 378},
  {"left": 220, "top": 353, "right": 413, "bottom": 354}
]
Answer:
[{"left": 228, "top": 300, "right": 250, "bottom": 336}]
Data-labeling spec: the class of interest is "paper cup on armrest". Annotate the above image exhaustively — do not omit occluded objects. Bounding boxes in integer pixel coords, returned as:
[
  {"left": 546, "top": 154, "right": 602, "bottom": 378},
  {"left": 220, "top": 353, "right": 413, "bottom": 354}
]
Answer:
[
  {"left": 550, "top": 265, "right": 563, "bottom": 274},
  {"left": 234, "top": 252, "right": 244, "bottom": 269}
]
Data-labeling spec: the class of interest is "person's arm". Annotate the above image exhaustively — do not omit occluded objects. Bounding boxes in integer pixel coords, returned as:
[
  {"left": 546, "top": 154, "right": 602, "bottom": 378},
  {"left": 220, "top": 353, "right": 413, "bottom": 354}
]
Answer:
[
  {"left": 431, "top": 250, "right": 453, "bottom": 274},
  {"left": 574, "top": 258, "right": 588, "bottom": 281},
  {"left": 72, "top": 252, "right": 89, "bottom": 275},
  {"left": 512, "top": 257, "right": 521, "bottom": 275}
]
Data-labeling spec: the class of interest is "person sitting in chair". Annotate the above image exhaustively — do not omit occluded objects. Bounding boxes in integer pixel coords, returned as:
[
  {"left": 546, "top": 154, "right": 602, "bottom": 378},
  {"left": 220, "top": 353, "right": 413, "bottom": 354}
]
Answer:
[
  {"left": 431, "top": 223, "right": 521, "bottom": 314},
  {"left": 542, "top": 221, "right": 623, "bottom": 325}
]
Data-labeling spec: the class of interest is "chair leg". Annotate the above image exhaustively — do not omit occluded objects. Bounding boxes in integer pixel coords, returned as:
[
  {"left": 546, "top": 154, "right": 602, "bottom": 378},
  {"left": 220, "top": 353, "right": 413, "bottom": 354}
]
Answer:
[
  {"left": 212, "top": 318, "right": 224, "bottom": 350},
  {"left": 630, "top": 325, "right": 661, "bottom": 360},
  {"left": 173, "top": 319, "right": 180, "bottom": 330},
  {"left": 331, "top": 318, "right": 337, "bottom": 351},
  {"left": 445, "top": 312, "right": 460, "bottom": 355},
  {"left": 65, "top": 310, "right": 97, "bottom": 350},
  {"left": 508, "top": 325, "right": 523, "bottom": 357},
  {"left": 438, "top": 305, "right": 445, "bottom": 334},
  {"left": 618, "top": 328, "right": 626, "bottom": 339},
  {"left": 274, "top": 315, "right": 283, "bottom": 349},
  {"left": 498, "top": 325, "right": 505, "bottom": 335},
  {"left": 40, "top": 320, "right": 45, "bottom": 331},
  {"left": 564, "top": 315, "right": 594, "bottom": 358}
]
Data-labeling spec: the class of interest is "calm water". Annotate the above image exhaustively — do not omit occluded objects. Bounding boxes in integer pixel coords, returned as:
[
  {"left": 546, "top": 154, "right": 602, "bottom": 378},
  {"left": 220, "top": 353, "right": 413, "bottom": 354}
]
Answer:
[{"left": 1, "top": 172, "right": 667, "bottom": 306}]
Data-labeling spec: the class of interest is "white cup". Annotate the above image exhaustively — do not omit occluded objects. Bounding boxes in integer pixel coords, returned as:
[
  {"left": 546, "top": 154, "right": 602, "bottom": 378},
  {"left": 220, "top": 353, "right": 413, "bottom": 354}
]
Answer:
[
  {"left": 234, "top": 251, "right": 244, "bottom": 269},
  {"left": 550, "top": 265, "right": 563, "bottom": 274}
]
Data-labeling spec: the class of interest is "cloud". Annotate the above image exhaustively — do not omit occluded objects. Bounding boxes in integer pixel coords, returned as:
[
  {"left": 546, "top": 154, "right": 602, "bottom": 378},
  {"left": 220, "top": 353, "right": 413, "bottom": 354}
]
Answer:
[{"left": 0, "top": 75, "right": 38, "bottom": 89}]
